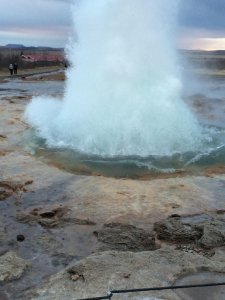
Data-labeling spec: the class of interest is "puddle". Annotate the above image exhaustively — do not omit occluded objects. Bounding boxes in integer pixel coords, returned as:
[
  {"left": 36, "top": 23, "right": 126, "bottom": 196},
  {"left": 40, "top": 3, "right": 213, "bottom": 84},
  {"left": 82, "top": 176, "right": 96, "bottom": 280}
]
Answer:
[
  {"left": 0, "top": 78, "right": 64, "bottom": 98},
  {"left": 175, "top": 272, "right": 225, "bottom": 300},
  {"left": 0, "top": 292, "right": 9, "bottom": 300}
]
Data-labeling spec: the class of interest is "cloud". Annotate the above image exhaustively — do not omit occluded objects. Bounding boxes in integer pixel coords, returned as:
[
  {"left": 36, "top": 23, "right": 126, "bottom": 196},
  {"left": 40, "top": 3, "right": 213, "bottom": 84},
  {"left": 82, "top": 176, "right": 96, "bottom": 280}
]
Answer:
[
  {"left": 180, "top": 37, "right": 225, "bottom": 51},
  {"left": 0, "top": 0, "right": 72, "bottom": 46},
  {"left": 178, "top": 0, "right": 225, "bottom": 49},
  {"left": 0, "top": 0, "right": 72, "bottom": 27},
  {"left": 179, "top": 0, "right": 225, "bottom": 30},
  {"left": 0, "top": 0, "right": 224, "bottom": 48}
]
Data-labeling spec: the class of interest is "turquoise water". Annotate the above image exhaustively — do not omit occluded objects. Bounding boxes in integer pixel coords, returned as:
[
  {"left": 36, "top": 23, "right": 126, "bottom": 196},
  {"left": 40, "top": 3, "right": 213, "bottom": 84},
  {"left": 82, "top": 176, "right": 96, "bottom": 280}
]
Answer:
[{"left": 23, "top": 124, "right": 225, "bottom": 178}]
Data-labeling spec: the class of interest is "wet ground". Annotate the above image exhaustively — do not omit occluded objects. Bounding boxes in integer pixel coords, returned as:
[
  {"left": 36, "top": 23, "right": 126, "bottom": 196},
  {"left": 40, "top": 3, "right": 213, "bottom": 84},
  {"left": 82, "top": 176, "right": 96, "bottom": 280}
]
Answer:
[
  {"left": 175, "top": 272, "right": 225, "bottom": 300},
  {"left": 0, "top": 181, "right": 98, "bottom": 299},
  {"left": 0, "top": 76, "right": 64, "bottom": 98},
  {"left": 1, "top": 70, "right": 225, "bottom": 299},
  {"left": 0, "top": 73, "right": 99, "bottom": 298}
]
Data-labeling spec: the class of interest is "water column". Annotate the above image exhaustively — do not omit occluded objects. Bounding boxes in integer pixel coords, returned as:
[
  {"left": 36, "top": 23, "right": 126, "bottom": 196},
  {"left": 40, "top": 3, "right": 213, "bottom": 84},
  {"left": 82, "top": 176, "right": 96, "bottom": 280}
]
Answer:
[{"left": 25, "top": 0, "right": 204, "bottom": 157}]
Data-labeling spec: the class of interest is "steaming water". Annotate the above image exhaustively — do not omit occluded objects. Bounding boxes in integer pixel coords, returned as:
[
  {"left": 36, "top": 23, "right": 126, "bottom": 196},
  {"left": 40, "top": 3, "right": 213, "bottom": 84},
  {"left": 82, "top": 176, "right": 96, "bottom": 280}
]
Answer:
[{"left": 24, "top": 0, "right": 224, "bottom": 176}]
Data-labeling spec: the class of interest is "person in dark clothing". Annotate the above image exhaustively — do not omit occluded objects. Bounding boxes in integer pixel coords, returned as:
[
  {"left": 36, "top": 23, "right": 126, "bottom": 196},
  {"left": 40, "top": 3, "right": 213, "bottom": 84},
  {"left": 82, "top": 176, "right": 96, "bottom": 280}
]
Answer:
[
  {"left": 9, "top": 64, "right": 13, "bottom": 76},
  {"left": 13, "top": 63, "right": 18, "bottom": 75}
]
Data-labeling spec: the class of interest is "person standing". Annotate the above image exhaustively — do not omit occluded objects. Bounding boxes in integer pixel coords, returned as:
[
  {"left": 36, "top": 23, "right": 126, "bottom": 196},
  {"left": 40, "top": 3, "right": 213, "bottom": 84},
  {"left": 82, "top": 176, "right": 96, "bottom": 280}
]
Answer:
[
  {"left": 9, "top": 63, "right": 13, "bottom": 76},
  {"left": 13, "top": 63, "right": 18, "bottom": 75}
]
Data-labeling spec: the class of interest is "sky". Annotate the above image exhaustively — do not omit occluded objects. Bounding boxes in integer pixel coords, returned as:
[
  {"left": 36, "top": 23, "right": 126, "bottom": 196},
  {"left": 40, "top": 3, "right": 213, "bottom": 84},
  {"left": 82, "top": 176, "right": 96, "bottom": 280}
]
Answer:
[
  {"left": 178, "top": 0, "right": 225, "bottom": 50},
  {"left": 0, "top": 0, "right": 225, "bottom": 50}
]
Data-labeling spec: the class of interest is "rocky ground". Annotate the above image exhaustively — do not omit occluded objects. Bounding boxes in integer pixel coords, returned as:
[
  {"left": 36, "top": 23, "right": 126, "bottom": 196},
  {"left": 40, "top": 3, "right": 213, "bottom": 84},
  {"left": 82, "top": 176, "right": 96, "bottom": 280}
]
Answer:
[{"left": 1, "top": 77, "right": 225, "bottom": 299}]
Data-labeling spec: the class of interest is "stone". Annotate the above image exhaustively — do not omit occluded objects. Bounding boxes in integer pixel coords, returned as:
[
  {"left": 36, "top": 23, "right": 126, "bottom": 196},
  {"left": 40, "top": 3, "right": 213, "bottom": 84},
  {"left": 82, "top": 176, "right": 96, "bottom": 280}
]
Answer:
[
  {"left": 198, "top": 221, "right": 225, "bottom": 248},
  {"left": 17, "top": 235, "right": 25, "bottom": 242},
  {"left": 71, "top": 274, "right": 81, "bottom": 281},
  {"left": 154, "top": 216, "right": 203, "bottom": 243},
  {"left": 154, "top": 215, "right": 225, "bottom": 249},
  {"left": 95, "top": 223, "right": 158, "bottom": 252},
  {"left": 0, "top": 251, "right": 30, "bottom": 282}
]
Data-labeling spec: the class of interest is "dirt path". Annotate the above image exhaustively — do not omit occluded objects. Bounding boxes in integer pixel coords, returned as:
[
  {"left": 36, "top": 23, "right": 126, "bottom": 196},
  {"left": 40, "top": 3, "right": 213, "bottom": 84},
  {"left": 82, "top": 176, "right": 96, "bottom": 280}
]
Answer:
[{"left": 0, "top": 66, "right": 65, "bottom": 81}]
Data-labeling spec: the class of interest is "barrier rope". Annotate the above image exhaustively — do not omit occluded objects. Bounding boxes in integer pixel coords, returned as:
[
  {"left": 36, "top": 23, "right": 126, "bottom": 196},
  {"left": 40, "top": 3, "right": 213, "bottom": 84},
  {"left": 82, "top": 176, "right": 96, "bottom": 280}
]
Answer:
[{"left": 78, "top": 281, "right": 225, "bottom": 300}]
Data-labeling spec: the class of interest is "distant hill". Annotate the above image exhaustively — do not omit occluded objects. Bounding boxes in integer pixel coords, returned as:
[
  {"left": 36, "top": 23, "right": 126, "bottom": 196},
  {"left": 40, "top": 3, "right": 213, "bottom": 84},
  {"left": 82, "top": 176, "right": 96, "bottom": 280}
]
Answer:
[
  {"left": 0, "top": 44, "right": 63, "bottom": 51},
  {"left": 180, "top": 49, "right": 225, "bottom": 55},
  {"left": 209, "top": 50, "right": 225, "bottom": 55},
  {"left": 5, "top": 44, "right": 25, "bottom": 49}
]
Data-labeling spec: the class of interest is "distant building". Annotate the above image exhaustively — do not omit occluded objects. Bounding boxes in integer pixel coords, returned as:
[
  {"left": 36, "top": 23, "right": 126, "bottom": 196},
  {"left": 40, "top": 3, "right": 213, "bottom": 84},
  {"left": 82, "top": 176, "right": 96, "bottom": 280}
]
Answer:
[{"left": 21, "top": 53, "right": 64, "bottom": 63}]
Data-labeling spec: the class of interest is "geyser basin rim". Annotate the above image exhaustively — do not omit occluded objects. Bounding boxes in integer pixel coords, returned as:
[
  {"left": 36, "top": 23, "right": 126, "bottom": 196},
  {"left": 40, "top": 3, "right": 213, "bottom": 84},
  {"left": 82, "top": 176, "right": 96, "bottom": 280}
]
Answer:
[{"left": 25, "top": 126, "right": 225, "bottom": 177}]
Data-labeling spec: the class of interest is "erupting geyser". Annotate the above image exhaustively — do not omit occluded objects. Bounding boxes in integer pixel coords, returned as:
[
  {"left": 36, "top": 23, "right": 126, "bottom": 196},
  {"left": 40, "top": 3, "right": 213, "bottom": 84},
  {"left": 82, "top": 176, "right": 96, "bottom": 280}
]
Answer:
[{"left": 25, "top": 0, "right": 205, "bottom": 157}]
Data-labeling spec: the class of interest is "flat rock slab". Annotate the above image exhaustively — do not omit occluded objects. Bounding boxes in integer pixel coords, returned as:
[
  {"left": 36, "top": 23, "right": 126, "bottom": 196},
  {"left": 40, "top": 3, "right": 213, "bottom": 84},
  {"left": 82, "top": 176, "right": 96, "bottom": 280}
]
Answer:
[
  {"left": 0, "top": 251, "right": 30, "bottom": 282},
  {"left": 24, "top": 247, "right": 225, "bottom": 300}
]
